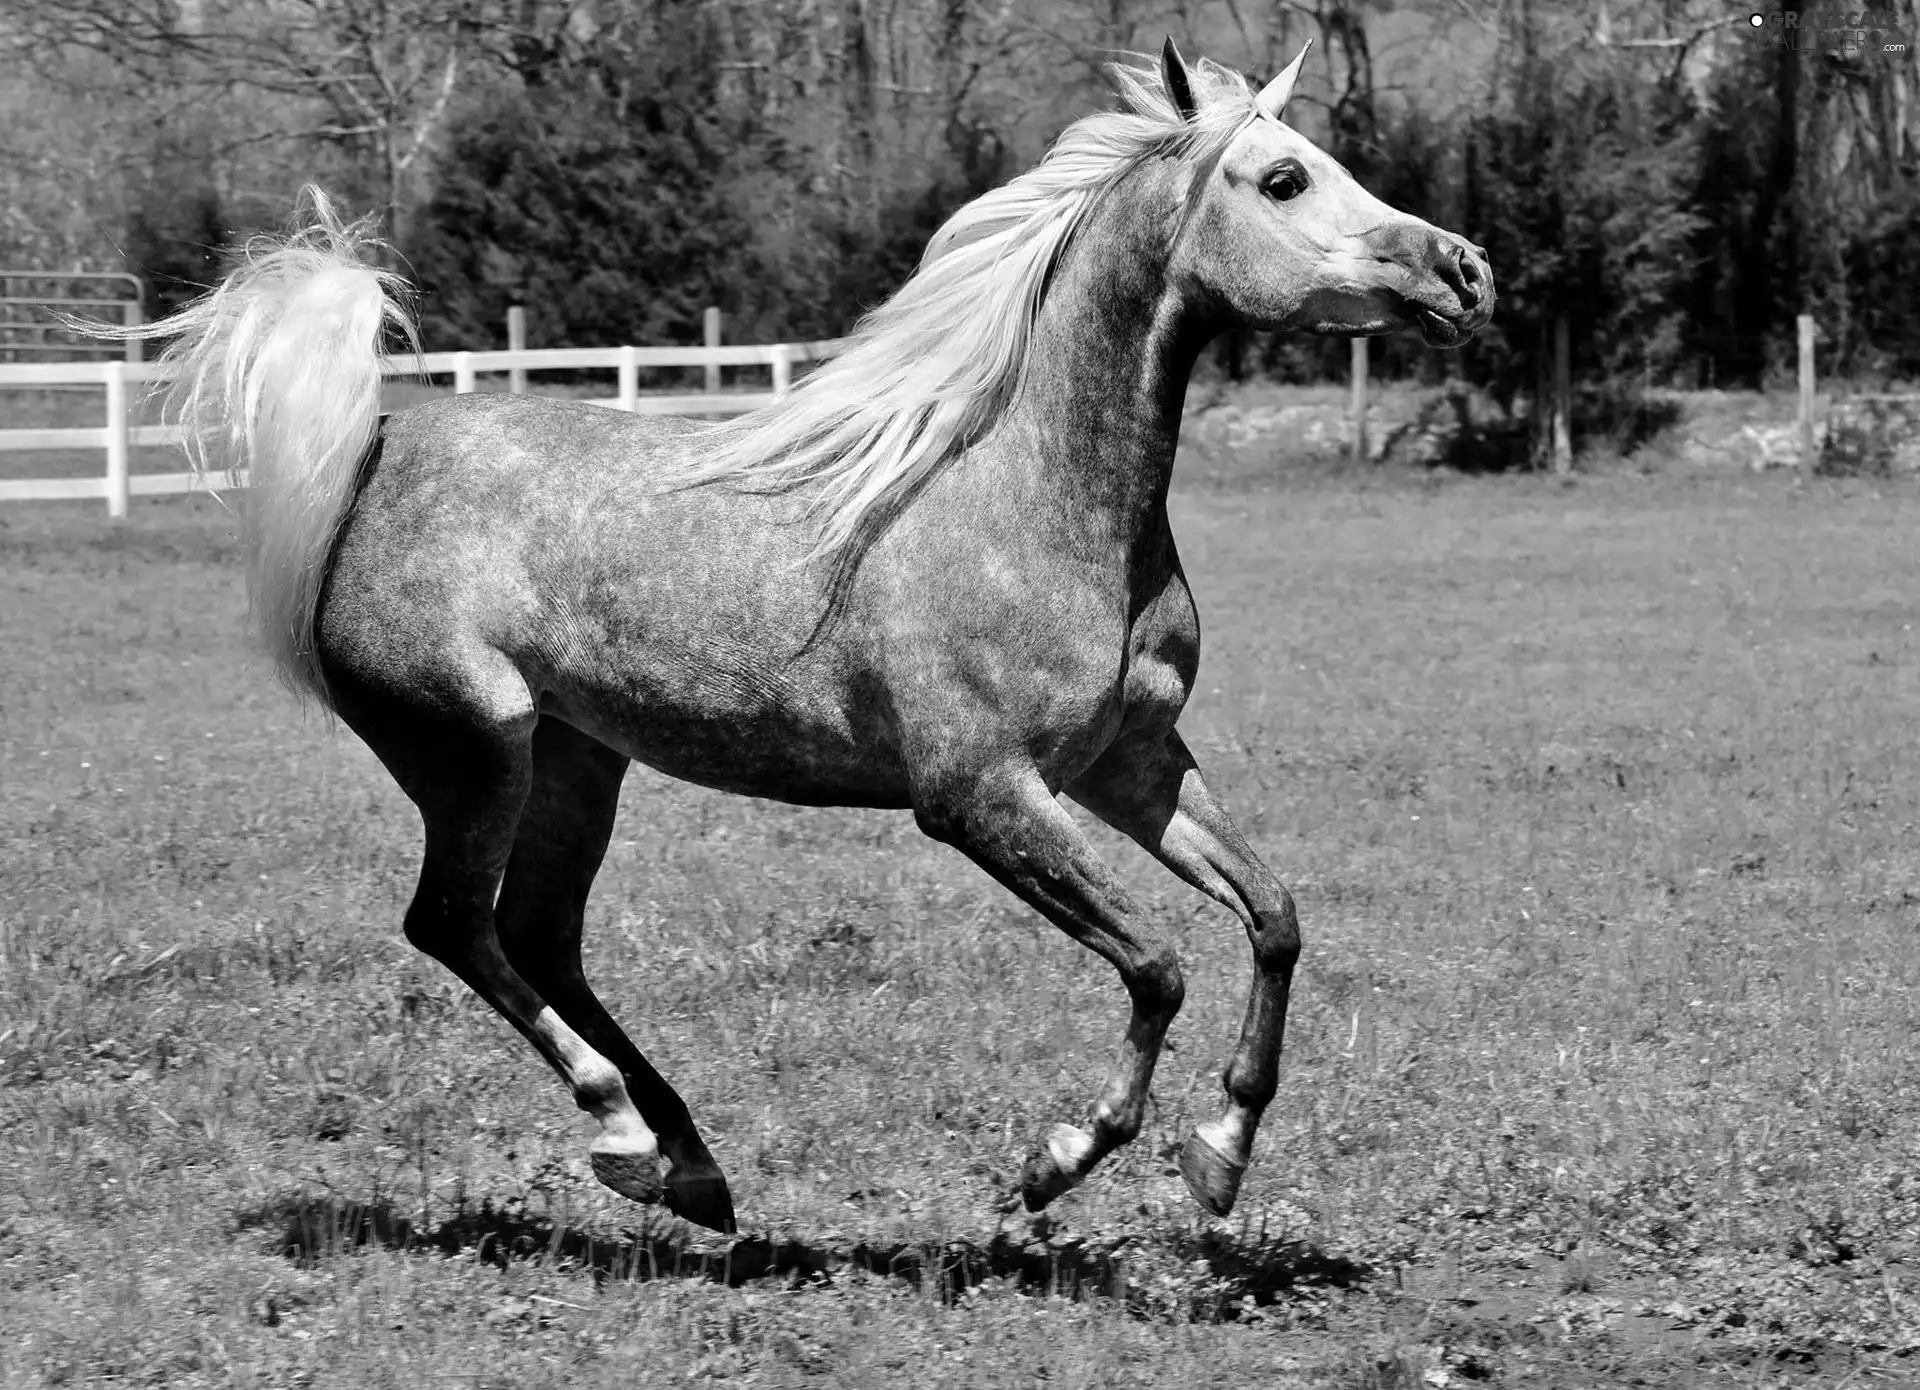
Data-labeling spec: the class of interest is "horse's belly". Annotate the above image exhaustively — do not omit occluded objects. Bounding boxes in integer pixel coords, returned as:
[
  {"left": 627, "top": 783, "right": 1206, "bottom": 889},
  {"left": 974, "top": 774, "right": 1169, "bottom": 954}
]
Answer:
[{"left": 538, "top": 675, "right": 912, "bottom": 810}]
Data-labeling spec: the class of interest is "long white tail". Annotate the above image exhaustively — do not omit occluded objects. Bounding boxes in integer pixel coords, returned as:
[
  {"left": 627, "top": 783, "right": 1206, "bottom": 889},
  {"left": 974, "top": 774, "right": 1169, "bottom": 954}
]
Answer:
[{"left": 86, "top": 187, "right": 418, "bottom": 707}]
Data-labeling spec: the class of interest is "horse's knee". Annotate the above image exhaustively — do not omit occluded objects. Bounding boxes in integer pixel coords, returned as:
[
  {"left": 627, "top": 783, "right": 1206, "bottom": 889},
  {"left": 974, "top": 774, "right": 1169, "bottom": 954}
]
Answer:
[
  {"left": 1130, "top": 940, "right": 1186, "bottom": 1017},
  {"left": 1250, "top": 887, "right": 1301, "bottom": 974}
]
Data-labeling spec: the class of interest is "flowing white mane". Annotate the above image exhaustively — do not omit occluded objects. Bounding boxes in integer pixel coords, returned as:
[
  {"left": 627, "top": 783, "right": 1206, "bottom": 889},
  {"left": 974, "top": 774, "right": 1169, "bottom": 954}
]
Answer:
[{"left": 673, "top": 54, "right": 1259, "bottom": 568}]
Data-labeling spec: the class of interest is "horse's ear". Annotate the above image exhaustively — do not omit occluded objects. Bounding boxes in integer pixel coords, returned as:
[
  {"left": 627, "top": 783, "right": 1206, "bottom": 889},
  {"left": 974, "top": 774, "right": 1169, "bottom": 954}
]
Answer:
[
  {"left": 1255, "top": 38, "right": 1314, "bottom": 119},
  {"left": 1161, "top": 36, "right": 1198, "bottom": 121}
]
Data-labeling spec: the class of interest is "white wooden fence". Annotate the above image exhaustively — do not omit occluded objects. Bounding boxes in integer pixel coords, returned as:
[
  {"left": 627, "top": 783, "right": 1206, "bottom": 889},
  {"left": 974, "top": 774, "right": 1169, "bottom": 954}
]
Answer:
[{"left": 0, "top": 337, "right": 846, "bottom": 517}]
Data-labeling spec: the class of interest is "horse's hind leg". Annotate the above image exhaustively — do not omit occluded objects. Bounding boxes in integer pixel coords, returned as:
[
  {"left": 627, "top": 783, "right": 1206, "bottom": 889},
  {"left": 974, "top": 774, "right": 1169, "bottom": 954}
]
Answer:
[
  {"left": 331, "top": 671, "right": 666, "bottom": 1207},
  {"left": 494, "top": 715, "right": 736, "bottom": 1233}
]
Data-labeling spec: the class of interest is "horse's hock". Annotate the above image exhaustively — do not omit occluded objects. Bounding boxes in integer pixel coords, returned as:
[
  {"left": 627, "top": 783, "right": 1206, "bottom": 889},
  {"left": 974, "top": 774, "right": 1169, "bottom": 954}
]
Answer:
[{"left": 1821, "top": 395, "right": 1920, "bottom": 477}]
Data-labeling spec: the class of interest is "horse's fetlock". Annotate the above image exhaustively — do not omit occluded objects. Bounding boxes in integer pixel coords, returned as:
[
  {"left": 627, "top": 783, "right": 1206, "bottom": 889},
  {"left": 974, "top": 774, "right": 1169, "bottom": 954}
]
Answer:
[
  {"left": 1224, "top": 1053, "right": 1281, "bottom": 1111},
  {"left": 572, "top": 1057, "right": 628, "bottom": 1113},
  {"left": 1091, "top": 1101, "right": 1144, "bottom": 1149}
]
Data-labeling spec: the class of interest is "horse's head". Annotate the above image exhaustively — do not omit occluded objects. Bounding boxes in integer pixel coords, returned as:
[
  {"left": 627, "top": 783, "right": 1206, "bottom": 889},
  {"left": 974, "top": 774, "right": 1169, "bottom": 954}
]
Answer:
[{"left": 1161, "top": 38, "right": 1493, "bottom": 348}]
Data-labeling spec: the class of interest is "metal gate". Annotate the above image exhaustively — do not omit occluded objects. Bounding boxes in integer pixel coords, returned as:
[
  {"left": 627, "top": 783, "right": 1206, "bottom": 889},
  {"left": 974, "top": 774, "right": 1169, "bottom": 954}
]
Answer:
[{"left": 0, "top": 271, "right": 145, "bottom": 363}]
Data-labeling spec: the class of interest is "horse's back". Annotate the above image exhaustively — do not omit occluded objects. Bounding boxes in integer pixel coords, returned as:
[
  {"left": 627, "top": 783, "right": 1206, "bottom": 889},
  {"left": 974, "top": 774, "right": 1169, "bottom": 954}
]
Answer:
[
  {"left": 315, "top": 393, "right": 908, "bottom": 801},
  {"left": 331, "top": 393, "right": 745, "bottom": 634},
  {"left": 374, "top": 389, "right": 704, "bottom": 493}
]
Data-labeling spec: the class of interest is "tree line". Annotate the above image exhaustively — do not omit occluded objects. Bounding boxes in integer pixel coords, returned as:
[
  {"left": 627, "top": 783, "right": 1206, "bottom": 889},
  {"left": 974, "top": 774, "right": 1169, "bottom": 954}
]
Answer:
[{"left": 3, "top": 1, "right": 1913, "bottom": 444}]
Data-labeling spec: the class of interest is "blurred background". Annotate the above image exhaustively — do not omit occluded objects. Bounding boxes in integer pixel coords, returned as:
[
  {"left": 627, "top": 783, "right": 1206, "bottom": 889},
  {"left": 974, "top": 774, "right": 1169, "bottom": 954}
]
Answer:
[{"left": 0, "top": 1, "right": 1909, "bottom": 459}]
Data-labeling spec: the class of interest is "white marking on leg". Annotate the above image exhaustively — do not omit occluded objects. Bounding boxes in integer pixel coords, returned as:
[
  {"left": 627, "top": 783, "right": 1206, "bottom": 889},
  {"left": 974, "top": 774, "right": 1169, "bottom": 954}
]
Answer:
[
  {"left": 1194, "top": 1115, "right": 1251, "bottom": 1168},
  {"left": 1089, "top": 989, "right": 1176, "bottom": 1151},
  {"left": 529, "top": 1005, "right": 656, "bottom": 1153},
  {"left": 1048, "top": 1122, "right": 1098, "bottom": 1177}
]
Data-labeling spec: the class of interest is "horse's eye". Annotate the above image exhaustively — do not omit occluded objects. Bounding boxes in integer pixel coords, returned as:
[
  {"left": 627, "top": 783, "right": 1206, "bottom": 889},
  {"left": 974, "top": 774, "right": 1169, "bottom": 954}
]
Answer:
[{"left": 1265, "top": 168, "right": 1307, "bottom": 202}]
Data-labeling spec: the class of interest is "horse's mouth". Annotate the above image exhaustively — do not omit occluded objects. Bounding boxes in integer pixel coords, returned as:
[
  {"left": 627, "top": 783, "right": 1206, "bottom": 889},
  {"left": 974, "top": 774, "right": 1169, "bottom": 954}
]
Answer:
[{"left": 1415, "top": 306, "right": 1473, "bottom": 349}]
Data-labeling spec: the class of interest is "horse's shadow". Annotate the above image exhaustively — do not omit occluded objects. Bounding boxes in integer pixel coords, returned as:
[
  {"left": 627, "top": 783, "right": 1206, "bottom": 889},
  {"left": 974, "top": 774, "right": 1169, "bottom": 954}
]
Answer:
[{"left": 237, "top": 1192, "right": 1371, "bottom": 1323}]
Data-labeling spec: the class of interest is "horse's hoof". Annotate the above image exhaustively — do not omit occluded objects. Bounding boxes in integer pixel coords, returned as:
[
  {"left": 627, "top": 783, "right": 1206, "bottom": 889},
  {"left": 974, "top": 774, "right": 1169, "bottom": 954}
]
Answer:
[
  {"left": 1178, "top": 1129, "right": 1246, "bottom": 1218},
  {"left": 664, "top": 1163, "right": 738, "bottom": 1234},
  {"left": 589, "top": 1137, "right": 664, "bottom": 1205},
  {"left": 1020, "top": 1123, "right": 1094, "bottom": 1212}
]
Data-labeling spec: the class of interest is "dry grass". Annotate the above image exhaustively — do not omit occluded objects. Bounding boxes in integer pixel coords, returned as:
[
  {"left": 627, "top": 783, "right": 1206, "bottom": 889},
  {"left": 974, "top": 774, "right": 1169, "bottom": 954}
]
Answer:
[{"left": 2, "top": 389, "right": 1918, "bottom": 1387}]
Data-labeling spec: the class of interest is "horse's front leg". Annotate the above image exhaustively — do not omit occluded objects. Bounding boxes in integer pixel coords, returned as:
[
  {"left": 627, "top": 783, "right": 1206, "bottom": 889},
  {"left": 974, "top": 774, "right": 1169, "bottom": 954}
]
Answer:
[
  {"left": 911, "top": 764, "right": 1186, "bottom": 1211},
  {"left": 1068, "top": 729, "right": 1301, "bottom": 1218}
]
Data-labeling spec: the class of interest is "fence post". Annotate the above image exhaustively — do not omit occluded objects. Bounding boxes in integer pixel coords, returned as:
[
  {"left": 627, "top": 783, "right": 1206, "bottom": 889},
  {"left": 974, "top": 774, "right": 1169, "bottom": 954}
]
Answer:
[
  {"left": 507, "top": 306, "right": 527, "bottom": 395},
  {"left": 618, "top": 346, "right": 638, "bottom": 412},
  {"left": 771, "top": 343, "right": 792, "bottom": 399},
  {"left": 704, "top": 307, "right": 722, "bottom": 395},
  {"left": 122, "top": 300, "right": 144, "bottom": 364},
  {"left": 1797, "top": 313, "right": 1816, "bottom": 465},
  {"left": 1551, "top": 316, "right": 1573, "bottom": 474},
  {"left": 453, "top": 351, "right": 475, "bottom": 396},
  {"left": 1348, "top": 337, "right": 1368, "bottom": 465},
  {"left": 104, "top": 361, "right": 130, "bottom": 519}
]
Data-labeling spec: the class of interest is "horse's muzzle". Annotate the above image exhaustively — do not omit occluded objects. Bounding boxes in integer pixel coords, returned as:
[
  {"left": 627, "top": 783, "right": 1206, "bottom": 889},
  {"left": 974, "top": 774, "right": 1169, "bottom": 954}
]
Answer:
[
  {"left": 1375, "top": 224, "right": 1496, "bottom": 348},
  {"left": 1423, "top": 236, "right": 1495, "bottom": 348}
]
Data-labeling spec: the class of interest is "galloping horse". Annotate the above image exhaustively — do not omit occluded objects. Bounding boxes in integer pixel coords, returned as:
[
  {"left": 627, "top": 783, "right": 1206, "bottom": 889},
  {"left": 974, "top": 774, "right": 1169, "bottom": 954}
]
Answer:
[{"left": 112, "top": 40, "right": 1492, "bottom": 1234}]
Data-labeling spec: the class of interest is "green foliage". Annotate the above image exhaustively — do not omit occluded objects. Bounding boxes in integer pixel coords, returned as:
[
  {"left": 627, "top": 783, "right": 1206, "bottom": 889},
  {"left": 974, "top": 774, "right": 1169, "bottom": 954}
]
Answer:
[
  {"left": 119, "top": 162, "right": 230, "bottom": 323},
  {"left": 406, "top": 72, "right": 748, "bottom": 351},
  {"left": 25, "top": 0, "right": 1920, "bottom": 405},
  {"left": 1463, "top": 55, "right": 1704, "bottom": 412},
  {"left": 403, "top": 49, "right": 1009, "bottom": 352},
  {"left": 1685, "top": 42, "right": 1805, "bottom": 387},
  {"left": 1843, "top": 177, "right": 1920, "bottom": 379},
  {"left": 1817, "top": 397, "right": 1920, "bottom": 475}
]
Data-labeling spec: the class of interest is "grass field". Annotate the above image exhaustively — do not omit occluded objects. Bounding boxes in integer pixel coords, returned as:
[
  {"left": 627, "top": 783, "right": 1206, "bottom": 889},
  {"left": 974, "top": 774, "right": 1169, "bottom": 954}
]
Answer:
[{"left": 2, "top": 392, "right": 1917, "bottom": 1387}]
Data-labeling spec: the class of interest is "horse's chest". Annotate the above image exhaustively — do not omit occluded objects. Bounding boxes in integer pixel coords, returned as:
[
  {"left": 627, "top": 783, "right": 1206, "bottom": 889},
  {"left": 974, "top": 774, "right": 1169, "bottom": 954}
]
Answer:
[
  {"left": 1000, "top": 569, "right": 1200, "bottom": 774},
  {"left": 1117, "top": 570, "right": 1201, "bottom": 735}
]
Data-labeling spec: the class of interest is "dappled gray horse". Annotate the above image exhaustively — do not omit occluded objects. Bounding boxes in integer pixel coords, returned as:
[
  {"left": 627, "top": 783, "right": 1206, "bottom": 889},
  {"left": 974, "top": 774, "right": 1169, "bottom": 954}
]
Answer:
[{"left": 113, "top": 40, "right": 1492, "bottom": 1233}]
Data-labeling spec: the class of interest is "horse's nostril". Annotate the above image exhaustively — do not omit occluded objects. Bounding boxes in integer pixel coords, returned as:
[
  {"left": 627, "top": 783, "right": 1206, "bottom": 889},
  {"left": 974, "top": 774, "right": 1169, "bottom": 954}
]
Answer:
[{"left": 1436, "top": 241, "right": 1480, "bottom": 310}]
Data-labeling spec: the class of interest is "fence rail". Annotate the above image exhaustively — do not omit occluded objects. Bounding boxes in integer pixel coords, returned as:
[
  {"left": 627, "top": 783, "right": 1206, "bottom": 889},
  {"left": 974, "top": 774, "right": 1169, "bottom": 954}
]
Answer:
[{"left": 0, "top": 334, "right": 848, "bottom": 517}]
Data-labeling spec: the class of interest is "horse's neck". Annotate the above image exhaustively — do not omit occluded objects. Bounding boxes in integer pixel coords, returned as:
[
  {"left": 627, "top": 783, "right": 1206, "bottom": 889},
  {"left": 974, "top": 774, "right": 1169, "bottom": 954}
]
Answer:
[{"left": 999, "top": 171, "right": 1209, "bottom": 539}]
